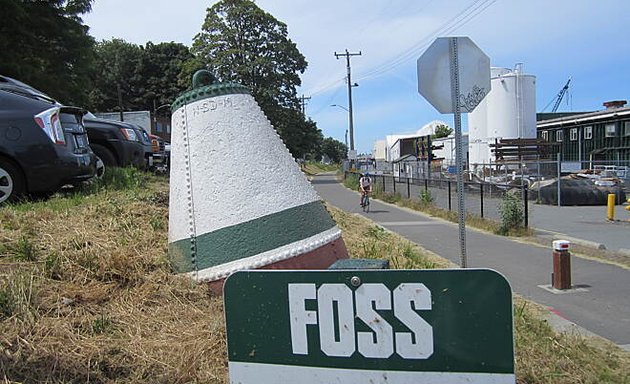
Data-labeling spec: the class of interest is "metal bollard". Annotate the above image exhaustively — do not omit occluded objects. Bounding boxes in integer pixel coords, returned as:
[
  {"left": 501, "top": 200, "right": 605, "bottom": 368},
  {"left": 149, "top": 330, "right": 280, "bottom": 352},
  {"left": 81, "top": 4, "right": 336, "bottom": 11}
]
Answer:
[
  {"left": 607, "top": 193, "right": 615, "bottom": 221},
  {"left": 551, "top": 240, "right": 571, "bottom": 290}
]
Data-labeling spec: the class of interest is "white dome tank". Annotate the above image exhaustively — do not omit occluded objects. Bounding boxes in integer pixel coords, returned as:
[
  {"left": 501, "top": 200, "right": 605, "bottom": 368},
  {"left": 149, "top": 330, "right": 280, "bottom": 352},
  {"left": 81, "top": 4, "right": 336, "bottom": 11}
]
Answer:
[{"left": 468, "top": 65, "right": 537, "bottom": 166}]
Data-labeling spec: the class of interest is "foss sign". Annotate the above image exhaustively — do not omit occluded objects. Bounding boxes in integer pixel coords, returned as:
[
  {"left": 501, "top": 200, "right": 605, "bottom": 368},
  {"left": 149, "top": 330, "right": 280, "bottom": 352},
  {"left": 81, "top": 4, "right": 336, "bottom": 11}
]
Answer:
[
  {"left": 224, "top": 270, "right": 515, "bottom": 384},
  {"left": 289, "top": 283, "right": 433, "bottom": 359}
]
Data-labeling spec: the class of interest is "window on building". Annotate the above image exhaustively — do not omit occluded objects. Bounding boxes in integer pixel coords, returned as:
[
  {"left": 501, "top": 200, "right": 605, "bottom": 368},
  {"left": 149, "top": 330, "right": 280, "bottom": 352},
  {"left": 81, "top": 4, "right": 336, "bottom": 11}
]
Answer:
[
  {"left": 556, "top": 130, "right": 563, "bottom": 142},
  {"left": 584, "top": 126, "right": 593, "bottom": 140},
  {"left": 624, "top": 121, "right": 630, "bottom": 137},
  {"left": 570, "top": 128, "right": 578, "bottom": 141},
  {"left": 541, "top": 131, "right": 549, "bottom": 141},
  {"left": 605, "top": 123, "right": 616, "bottom": 137}
]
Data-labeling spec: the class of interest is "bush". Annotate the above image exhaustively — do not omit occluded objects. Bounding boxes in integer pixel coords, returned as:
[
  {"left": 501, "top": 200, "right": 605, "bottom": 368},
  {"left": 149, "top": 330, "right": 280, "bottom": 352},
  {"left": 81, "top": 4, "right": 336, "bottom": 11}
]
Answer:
[
  {"left": 420, "top": 189, "right": 434, "bottom": 205},
  {"left": 343, "top": 173, "right": 359, "bottom": 191},
  {"left": 379, "top": 192, "right": 402, "bottom": 204},
  {"left": 497, "top": 191, "right": 524, "bottom": 235}
]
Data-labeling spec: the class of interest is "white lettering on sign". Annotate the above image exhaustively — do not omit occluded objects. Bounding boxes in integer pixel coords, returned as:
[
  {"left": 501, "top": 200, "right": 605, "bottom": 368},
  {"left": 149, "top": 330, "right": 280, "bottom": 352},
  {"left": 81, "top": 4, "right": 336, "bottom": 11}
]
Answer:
[
  {"left": 355, "top": 284, "right": 394, "bottom": 358},
  {"left": 318, "top": 284, "right": 355, "bottom": 357},
  {"left": 394, "top": 283, "right": 434, "bottom": 359},
  {"left": 288, "top": 284, "right": 318, "bottom": 355},
  {"left": 288, "top": 283, "right": 434, "bottom": 359}
]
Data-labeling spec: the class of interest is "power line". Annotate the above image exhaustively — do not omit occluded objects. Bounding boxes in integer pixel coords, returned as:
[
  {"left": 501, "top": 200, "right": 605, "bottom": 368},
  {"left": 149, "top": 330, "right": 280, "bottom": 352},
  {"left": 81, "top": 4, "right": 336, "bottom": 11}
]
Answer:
[
  {"left": 358, "top": 0, "right": 497, "bottom": 82},
  {"left": 307, "top": 0, "right": 498, "bottom": 108}
]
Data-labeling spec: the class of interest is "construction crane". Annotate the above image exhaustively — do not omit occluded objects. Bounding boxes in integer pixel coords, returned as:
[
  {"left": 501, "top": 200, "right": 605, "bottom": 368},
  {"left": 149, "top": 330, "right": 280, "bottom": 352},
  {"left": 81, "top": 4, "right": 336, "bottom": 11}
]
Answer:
[{"left": 543, "top": 78, "right": 571, "bottom": 112}]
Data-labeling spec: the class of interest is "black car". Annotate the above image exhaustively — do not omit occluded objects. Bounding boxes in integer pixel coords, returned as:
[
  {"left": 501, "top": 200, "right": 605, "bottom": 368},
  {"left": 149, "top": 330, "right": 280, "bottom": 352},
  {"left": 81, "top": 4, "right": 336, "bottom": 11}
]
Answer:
[
  {"left": 83, "top": 113, "right": 147, "bottom": 169},
  {"left": 0, "top": 75, "right": 98, "bottom": 203}
]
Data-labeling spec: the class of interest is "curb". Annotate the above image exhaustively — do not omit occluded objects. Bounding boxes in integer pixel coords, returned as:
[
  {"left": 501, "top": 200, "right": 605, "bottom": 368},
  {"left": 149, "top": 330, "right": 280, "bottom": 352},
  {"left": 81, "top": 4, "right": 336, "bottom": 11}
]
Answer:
[
  {"left": 549, "top": 235, "right": 606, "bottom": 250},
  {"left": 543, "top": 309, "right": 630, "bottom": 353},
  {"left": 534, "top": 228, "right": 607, "bottom": 251}
]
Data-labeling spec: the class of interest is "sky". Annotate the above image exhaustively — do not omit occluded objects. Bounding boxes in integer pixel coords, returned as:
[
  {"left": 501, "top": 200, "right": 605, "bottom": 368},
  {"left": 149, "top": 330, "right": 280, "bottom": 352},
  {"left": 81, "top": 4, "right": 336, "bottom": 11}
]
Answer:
[{"left": 83, "top": 0, "right": 630, "bottom": 154}]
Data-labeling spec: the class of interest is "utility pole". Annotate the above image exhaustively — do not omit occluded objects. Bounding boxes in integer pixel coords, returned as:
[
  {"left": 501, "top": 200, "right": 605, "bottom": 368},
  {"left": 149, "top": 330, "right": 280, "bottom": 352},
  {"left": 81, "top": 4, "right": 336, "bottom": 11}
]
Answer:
[
  {"left": 334, "top": 49, "right": 361, "bottom": 162},
  {"left": 299, "top": 94, "right": 311, "bottom": 117}
]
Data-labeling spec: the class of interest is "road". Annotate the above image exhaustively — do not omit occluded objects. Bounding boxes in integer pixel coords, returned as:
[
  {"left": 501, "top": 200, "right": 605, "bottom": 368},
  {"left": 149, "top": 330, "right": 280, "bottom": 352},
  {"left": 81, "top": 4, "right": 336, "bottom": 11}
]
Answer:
[{"left": 311, "top": 173, "right": 630, "bottom": 350}]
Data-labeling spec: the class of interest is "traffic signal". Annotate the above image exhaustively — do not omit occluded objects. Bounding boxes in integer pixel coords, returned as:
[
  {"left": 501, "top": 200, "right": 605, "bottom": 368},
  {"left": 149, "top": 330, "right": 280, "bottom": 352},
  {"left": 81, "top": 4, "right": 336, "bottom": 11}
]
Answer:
[{"left": 416, "top": 135, "right": 430, "bottom": 160}]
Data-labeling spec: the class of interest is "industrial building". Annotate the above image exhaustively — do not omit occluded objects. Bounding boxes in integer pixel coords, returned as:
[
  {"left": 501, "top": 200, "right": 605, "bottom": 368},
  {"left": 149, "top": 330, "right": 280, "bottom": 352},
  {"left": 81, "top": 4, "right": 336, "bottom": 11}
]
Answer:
[
  {"left": 536, "top": 100, "right": 630, "bottom": 165},
  {"left": 372, "top": 62, "right": 628, "bottom": 179}
]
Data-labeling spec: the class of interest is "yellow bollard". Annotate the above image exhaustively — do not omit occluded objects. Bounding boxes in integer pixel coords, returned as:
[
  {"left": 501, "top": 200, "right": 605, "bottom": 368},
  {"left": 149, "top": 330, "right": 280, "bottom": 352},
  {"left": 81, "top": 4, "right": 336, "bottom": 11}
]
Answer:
[{"left": 607, "top": 194, "right": 615, "bottom": 221}]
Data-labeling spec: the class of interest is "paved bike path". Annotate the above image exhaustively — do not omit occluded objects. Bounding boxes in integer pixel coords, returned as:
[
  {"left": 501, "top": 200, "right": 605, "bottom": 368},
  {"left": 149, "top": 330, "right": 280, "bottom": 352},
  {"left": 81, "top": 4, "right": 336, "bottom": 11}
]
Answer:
[{"left": 311, "top": 173, "right": 630, "bottom": 349}]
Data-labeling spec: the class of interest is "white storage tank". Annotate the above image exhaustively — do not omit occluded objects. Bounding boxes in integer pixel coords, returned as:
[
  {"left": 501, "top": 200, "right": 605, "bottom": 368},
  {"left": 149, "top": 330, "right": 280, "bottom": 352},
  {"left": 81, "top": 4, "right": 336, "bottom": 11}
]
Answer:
[{"left": 468, "top": 65, "right": 537, "bottom": 166}]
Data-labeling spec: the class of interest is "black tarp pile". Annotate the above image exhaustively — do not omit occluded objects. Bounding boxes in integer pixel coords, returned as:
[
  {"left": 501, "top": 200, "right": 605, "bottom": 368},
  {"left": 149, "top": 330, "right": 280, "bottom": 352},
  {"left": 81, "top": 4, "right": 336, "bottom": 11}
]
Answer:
[{"left": 529, "top": 177, "right": 626, "bottom": 206}]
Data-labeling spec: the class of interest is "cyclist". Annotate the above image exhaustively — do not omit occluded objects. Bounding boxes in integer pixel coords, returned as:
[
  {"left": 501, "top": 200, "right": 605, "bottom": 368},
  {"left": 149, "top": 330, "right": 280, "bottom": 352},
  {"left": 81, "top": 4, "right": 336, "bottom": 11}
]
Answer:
[{"left": 359, "top": 173, "right": 372, "bottom": 206}]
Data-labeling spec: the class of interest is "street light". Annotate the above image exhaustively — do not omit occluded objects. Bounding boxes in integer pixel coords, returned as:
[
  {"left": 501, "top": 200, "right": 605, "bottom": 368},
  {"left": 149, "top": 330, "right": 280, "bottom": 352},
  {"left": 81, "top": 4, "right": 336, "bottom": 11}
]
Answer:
[
  {"left": 153, "top": 103, "right": 171, "bottom": 133},
  {"left": 330, "top": 104, "right": 348, "bottom": 112}
]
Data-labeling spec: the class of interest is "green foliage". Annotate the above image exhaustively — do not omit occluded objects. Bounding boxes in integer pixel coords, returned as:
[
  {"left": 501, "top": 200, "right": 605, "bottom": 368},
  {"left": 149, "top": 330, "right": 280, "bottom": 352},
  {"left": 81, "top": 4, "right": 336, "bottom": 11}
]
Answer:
[
  {"left": 44, "top": 252, "right": 63, "bottom": 280},
  {"left": 193, "top": 0, "right": 306, "bottom": 109},
  {"left": 14, "top": 237, "right": 37, "bottom": 261},
  {"left": 321, "top": 137, "right": 347, "bottom": 163},
  {"left": 0, "top": 288, "right": 13, "bottom": 319},
  {"left": 0, "top": 271, "right": 38, "bottom": 321},
  {"left": 364, "top": 225, "right": 387, "bottom": 240},
  {"left": 343, "top": 173, "right": 359, "bottom": 190},
  {"left": 82, "top": 167, "right": 148, "bottom": 194},
  {"left": 274, "top": 109, "right": 323, "bottom": 159},
  {"left": 192, "top": 0, "right": 321, "bottom": 159},
  {"left": 92, "top": 314, "right": 113, "bottom": 334},
  {"left": 0, "top": 0, "right": 96, "bottom": 106},
  {"left": 88, "top": 39, "right": 193, "bottom": 112},
  {"left": 379, "top": 192, "right": 402, "bottom": 204},
  {"left": 497, "top": 192, "right": 524, "bottom": 235},
  {"left": 432, "top": 124, "right": 453, "bottom": 139},
  {"left": 419, "top": 189, "right": 434, "bottom": 205}
]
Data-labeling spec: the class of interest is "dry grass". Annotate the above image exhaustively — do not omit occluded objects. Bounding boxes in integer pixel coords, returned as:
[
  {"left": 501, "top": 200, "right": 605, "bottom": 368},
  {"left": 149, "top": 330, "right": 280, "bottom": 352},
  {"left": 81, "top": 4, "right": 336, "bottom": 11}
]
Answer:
[
  {"left": 326, "top": 203, "right": 453, "bottom": 270},
  {"left": 1, "top": 170, "right": 628, "bottom": 383},
  {"left": 513, "top": 296, "right": 630, "bottom": 384},
  {"left": 301, "top": 162, "right": 338, "bottom": 176},
  {"left": 1, "top": 172, "right": 228, "bottom": 383}
]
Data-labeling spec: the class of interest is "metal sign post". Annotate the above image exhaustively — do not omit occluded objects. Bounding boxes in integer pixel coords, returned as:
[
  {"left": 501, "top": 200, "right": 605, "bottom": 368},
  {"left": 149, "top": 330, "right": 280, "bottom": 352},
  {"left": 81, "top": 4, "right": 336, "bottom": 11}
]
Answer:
[
  {"left": 417, "top": 36, "right": 490, "bottom": 268},
  {"left": 224, "top": 269, "right": 515, "bottom": 383},
  {"left": 449, "top": 38, "right": 467, "bottom": 268}
]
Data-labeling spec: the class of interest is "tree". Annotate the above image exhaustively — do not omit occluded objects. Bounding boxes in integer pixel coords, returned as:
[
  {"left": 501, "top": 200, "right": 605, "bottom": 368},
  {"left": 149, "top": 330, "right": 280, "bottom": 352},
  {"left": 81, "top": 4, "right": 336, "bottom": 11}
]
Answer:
[
  {"left": 432, "top": 124, "right": 453, "bottom": 139},
  {"left": 275, "top": 109, "right": 323, "bottom": 160},
  {"left": 88, "top": 40, "right": 193, "bottom": 113},
  {"left": 88, "top": 39, "right": 143, "bottom": 112},
  {"left": 192, "top": 0, "right": 307, "bottom": 110},
  {"left": 191, "top": 0, "right": 318, "bottom": 158},
  {"left": 321, "top": 137, "right": 347, "bottom": 163},
  {"left": 0, "top": 0, "right": 96, "bottom": 106},
  {"left": 136, "top": 42, "right": 194, "bottom": 110}
]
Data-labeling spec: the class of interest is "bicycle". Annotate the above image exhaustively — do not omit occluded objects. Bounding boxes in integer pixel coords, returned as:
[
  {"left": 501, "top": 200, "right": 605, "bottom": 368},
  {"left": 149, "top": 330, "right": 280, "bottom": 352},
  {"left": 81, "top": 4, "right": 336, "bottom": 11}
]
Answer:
[{"left": 361, "top": 192, "right": 370, "bottom": 213}]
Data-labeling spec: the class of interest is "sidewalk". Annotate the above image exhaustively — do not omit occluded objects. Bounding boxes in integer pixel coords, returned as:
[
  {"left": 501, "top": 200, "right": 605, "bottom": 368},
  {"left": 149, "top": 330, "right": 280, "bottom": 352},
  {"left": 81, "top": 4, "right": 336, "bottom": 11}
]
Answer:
[
  {"left": 529, "top": 204, "right": 630, "bottom": 253},
  {"left": 311, "top": 173, "right": 630, "bottom": 351}
]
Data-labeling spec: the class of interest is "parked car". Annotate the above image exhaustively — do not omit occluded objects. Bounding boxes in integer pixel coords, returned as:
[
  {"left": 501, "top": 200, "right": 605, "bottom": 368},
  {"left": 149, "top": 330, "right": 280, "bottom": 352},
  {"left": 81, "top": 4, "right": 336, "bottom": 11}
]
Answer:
[
  {"left": 0, "top": 75, "right": 99, "bottom": 203},
  {"left": 83, "top": 113, "right": 147, "bottom": 169},
  {"left": 149, "top": 134, "right": 168, "bottom": 172},
  {"left": 134, "top": 124, "right": 155, "bottom": 168}
]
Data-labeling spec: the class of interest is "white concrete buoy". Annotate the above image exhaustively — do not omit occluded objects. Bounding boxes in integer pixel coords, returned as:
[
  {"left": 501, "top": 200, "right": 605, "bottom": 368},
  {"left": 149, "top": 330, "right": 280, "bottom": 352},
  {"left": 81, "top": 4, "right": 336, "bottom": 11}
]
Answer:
[{"left": 168, "top": 71, "right": 348, "bottom": 287}]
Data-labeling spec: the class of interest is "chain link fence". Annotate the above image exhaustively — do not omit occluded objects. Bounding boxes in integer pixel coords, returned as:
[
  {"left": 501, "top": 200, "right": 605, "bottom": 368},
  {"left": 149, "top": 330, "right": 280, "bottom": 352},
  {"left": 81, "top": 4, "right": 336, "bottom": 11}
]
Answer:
[{"left": 346, "top": 171, "right": 528, "bottom": 226}]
